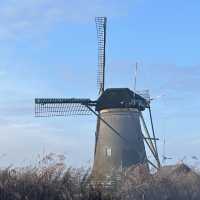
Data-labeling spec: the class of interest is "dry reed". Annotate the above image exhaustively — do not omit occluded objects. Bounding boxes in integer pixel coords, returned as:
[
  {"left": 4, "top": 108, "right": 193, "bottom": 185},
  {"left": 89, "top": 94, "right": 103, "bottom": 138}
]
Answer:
[{"left": 0, "top": 154, "right": 199, "bottom": 200}]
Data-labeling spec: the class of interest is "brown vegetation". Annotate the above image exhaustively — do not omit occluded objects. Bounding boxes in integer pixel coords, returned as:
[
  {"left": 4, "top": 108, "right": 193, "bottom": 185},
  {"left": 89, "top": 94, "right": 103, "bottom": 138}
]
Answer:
[{"left": 0, "top": 154, "right": 199, "bottom": 200}]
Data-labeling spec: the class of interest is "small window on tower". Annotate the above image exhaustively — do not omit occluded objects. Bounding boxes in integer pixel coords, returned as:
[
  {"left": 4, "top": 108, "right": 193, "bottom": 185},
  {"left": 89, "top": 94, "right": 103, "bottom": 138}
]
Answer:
[{"left": 106, "top": 147, "right": 112, "bottom": 157}]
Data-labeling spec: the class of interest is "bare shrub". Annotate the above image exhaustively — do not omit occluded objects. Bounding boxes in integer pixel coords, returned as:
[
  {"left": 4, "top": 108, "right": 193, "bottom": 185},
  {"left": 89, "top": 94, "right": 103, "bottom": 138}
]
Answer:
[{"left": 118, "top": 163, "right": 200, "bottom": 200}]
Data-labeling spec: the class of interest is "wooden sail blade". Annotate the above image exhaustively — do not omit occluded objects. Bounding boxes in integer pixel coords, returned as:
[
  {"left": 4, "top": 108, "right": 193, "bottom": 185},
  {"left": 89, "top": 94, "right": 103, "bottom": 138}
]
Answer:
[
  {"left": 95, "top": 17, "right": 107, "bottom": 95},
  {"left": 35, "top": 98, "right": 95, "bottom": 117}
]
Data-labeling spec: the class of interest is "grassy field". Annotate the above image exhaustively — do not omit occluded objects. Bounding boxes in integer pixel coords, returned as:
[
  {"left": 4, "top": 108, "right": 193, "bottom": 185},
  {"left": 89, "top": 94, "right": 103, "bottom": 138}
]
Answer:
[{"left": 0, "top": 154, "right": 199, "bottom": 200}]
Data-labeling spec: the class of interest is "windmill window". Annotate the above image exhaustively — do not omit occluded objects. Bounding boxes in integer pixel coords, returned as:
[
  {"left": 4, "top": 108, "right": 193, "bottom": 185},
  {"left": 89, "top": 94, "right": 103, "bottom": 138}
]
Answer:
[{"left": 106, "top": 147, "right": 112, "bottom": 157}]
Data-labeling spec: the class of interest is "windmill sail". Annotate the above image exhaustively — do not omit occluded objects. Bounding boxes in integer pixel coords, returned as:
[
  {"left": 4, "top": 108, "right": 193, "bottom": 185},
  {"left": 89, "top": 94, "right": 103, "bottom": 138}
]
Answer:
[
  {"left": 35, "top": 98, "right": 95, "bottom": 117},
  {"left": 95, "top": 17, "right": 107, "bottom": 95}
]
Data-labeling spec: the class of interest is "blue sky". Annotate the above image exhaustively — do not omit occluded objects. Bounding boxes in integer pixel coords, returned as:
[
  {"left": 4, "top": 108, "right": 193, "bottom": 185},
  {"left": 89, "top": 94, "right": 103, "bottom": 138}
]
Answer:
[{"left": 0, "top": 0, "right": 200, "bottom": 167}]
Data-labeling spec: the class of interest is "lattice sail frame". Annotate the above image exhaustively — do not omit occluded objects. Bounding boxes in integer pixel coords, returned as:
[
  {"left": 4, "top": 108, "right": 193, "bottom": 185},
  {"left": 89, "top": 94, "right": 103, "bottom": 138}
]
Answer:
[
  {"left": 95, "top": 17, "right": 107, "bottom": 95},
  {"left": 35, "top": 98, "right": 95, "bottom": 117}
]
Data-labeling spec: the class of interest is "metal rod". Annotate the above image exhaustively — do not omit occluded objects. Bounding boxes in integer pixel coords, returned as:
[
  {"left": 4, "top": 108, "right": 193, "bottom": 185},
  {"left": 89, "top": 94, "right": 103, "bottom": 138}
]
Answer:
[
  {"left": 148, "top": 107, "right": 158, "bottom": 154},
  {"left": 143, "top": 136, "right": 159, "bottom": 162},
  {"left": 139, "top": 112, "right": 157, "bottom": 153},
  {"left": 148, "top": 106, "right": 161, "bottom": 168},
  {"left": 86, "top": 106, "right": 129, "bottom": 143},
  {"left": 147, "top": 159, "right": 159, "bottom": 170},
  {"left": 144, "top": 137, "right": 159, "bottom": 140},
  {"left": 139, "top": 112, "right": 161, "bottom": 168}
]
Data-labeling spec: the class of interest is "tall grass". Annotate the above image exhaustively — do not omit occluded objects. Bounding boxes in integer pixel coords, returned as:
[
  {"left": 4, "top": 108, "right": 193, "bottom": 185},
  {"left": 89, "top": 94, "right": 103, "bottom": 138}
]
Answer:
[{"left": 0, "top": 153, "right": 199, "bottom": 200}]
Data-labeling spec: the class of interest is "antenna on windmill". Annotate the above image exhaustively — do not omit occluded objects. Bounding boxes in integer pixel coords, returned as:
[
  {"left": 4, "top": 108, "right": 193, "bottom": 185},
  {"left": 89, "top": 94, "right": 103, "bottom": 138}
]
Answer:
[
  {"left": 134, "top": 62, "right": 138, "bottom": 92},
  {"left": 162, "top": 137, "right": 172, "bottom": 164},
  {"left": 162, "top": 137, "right": 166, "bottom": 164}
]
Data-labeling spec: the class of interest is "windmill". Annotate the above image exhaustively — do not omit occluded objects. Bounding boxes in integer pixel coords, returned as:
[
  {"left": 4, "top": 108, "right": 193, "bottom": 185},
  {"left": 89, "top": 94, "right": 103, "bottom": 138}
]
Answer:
[{"left": 35, "top": 17, "right": 160, "bottom": 180}]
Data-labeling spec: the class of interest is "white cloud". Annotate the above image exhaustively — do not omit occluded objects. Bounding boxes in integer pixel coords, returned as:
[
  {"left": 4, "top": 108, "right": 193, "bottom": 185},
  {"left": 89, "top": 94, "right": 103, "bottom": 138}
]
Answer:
[{"left": 0, "top": 0, "right": 133, "bottom": 40}]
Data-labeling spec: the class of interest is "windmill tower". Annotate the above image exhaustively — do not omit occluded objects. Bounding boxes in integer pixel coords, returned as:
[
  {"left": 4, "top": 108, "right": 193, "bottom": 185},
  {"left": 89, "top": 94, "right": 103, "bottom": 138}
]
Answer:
[{"left": 35, "top": 17, "right": 160, "bottom": 180}]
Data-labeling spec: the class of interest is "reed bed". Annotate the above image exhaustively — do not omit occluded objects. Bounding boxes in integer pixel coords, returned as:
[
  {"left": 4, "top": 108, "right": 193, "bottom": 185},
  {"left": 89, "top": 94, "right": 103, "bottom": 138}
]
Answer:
[{"left": 0, "top": 153, "right": 199, "bottom": 200}]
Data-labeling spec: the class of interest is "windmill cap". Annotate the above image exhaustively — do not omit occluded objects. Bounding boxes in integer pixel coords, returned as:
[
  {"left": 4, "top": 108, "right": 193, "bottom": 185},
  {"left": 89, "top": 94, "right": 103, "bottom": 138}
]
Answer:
[{"left": 95, "top": 88, "right": 149, "bottom": 111}]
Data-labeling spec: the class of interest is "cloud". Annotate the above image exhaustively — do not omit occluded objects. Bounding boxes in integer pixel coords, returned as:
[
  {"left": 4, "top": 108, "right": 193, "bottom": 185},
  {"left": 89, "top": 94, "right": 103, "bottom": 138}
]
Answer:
[
  {"left": 0, "top": 115, "right": 95, "bottom": 167},
  {"left": 157, "top": 64, "right": 200, "bottom": 93},
  {"left": 0, "top": 0, "right": 133, "bottom": 40},
  {"left": 0, "top": 70, "right": 6, "bottom": 77},
  {"left": 0, "top": 101, "right": 33, "bottom": 118}
]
